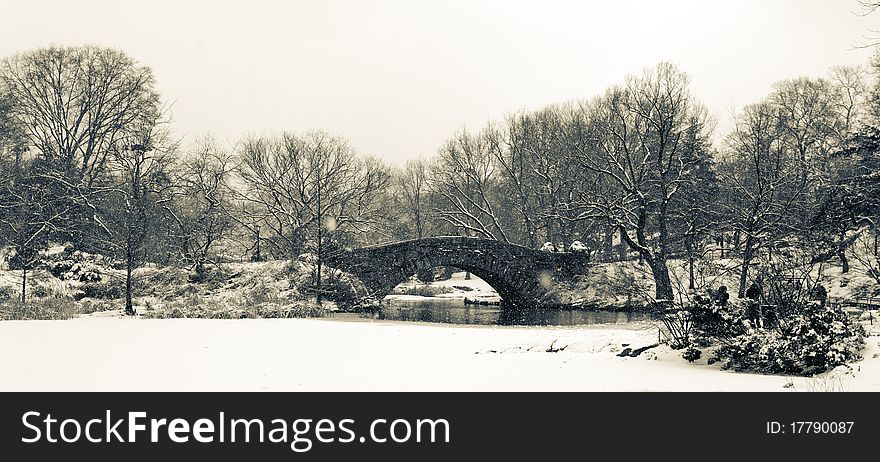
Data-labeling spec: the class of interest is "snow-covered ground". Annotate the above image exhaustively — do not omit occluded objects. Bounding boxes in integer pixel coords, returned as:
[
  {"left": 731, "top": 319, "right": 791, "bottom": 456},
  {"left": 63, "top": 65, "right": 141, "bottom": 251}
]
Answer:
[{"left": 1, "top": 314, "right": 878, "bottom": 391}]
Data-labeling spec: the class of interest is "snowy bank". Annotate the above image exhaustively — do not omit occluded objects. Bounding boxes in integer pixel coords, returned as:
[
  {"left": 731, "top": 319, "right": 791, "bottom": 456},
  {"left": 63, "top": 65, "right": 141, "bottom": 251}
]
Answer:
[{"left": 1, "top": 315, "right": 877, "bottom": 391}]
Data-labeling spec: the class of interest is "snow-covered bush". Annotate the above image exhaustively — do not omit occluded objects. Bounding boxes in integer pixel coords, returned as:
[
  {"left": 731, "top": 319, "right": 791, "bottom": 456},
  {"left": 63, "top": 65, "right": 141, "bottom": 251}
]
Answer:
[
  {"left": 326, "top": 272, "right": 370, "bottom": 310},
  {"left": 40, "top": 247, "right": 111, "bottom": 283},
  {"left": 569, "top": 241, "right": 589, "bottom": 253},
  {"left": 711, "top": 303, "right": 865, "bottom": 376},
  {"left": 658, "top": 290, "right": 737, "bottom": 350},
  {"left": 49, "top": 258, "right": 104, "bottom": 283},
  {"left": 682, "top": 346, "right": 702, "bottom": 362},
  {"left": 540, "top": 242, "right": 557, "bottom": 252},
  {"left": 688, "top": 292, "right": 747, "bottom": 340}
]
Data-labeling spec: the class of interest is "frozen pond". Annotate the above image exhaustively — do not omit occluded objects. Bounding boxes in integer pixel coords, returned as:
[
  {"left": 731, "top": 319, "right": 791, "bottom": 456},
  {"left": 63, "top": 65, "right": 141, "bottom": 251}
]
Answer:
[{"left": 374, "top": 297, "right": 649, "bottom": 326}]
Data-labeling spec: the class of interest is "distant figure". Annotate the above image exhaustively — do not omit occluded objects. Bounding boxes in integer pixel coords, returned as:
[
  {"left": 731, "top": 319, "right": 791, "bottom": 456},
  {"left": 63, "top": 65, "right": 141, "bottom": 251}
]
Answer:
[
  {"left": 745, "top": 277, "right": 763, "bottom": 302},
  {"left": 745, "top": 277, "right": 763, "bottom": 328},
  {"left": 714, "top": 285, "right": 730, "bottom": 307},
  {"left": 811, "top": 283, "right": 828, "bottom": 308}
]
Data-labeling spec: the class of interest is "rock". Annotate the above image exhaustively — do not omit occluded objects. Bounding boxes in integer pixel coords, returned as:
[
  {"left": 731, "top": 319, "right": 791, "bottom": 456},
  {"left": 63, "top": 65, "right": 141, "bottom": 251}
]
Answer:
[{"left": 616, "top": 343, "right": 660, "bottom": 357}]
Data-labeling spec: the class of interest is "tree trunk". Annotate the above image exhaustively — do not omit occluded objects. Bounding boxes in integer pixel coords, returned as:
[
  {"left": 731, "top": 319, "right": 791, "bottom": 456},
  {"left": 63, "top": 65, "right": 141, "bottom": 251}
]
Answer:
[
  {"left": 20, "top": 267, "right": 26, "bottom": 303},
  {"left": 316, "top": 172, "right": 323, "bottom": 305},
  {"left": 560, "top": 219, "right": 570, "bottom": 251},
  {"left": 316, "top": 259, "right": 322, "bottom": 304},
  {"left": 738, "top": 238, "right": 755, "bottom": 298},
  {"left": 544, "top": 218, "right": 554, "bottom": 248},
  {"left": 125, "top": 247, "right": 134, "bottom": 316},
  {"left": 253, "top": 225, "right": 262, "bottom": 262},
  {"left": 603, "top": 228, "right": 613, "bottom": 262},
  {"left": 839, "top": 231, "right": 849, "bottom": 274},
  {"left": 687, "top": 244, "right": 695, "bottom": 290},
  {"left": 648, "top": 257, "right": 674, "bottom": 302},
  {"left": 316, "top": 227, "right": 323, "bottom": 305}
]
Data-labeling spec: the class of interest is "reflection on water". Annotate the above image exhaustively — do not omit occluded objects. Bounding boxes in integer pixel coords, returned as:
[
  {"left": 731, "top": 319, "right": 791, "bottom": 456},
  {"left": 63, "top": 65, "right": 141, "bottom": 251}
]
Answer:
[{"left": 375, "top": 297, "right": 649, "bottom": 326}]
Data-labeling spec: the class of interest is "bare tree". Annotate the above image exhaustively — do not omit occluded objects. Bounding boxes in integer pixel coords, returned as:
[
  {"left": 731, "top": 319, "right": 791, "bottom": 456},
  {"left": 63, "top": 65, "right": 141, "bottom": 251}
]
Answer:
[
  {"left": 722, "top": 101, "right": 807, "bottom": 297},
  {"left": 431, "top": 129, "right": 510, "bottom": 242},
  {"left": 856, "top": 1, "right": 880, "bottom": 48},
  {"left": 0, "top": 46, "right": 160, "bottom": 186},
  {"left": 0, "top": 83, "right": 69, "bottom": 302},
  {"left": 236, "top": 131, "right": 390, "bottom": 302},
  {"left": 97, "top": 111, "right": 175, "bottom": 315},
  {"left": 488, "top": 107, "right": 579, "bottom": 248},
  {"left": 163, "top": 135, "right": 235, "bottom": 273},
  {"left": 0, "top": 163, "right": 71, "bottom": 302},
  {"left": 669, "top": 153, "right": 720, "bottom": 290},
  {"left": 829, "top": 66, "right": 868, "bottom": 131},
  {"left": 568, "top": 63, "right": 713, "bottom": 302},
  {"left": 396, "top": 159, "right": 434, "bottom": 239},
  {"left": 0, "top": 45, "right": 163, "bottom": 258}
]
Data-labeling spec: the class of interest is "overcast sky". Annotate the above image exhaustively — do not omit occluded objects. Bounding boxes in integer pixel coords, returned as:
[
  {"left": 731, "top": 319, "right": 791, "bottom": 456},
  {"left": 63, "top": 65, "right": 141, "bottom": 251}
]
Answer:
[{"left": 2, "top": 0, "right": 877, "bottom": 164}]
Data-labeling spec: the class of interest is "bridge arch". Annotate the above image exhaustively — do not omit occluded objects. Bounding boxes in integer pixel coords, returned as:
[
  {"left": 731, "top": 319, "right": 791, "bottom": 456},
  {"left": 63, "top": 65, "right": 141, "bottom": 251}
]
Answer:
[{"left": 325, "top": 237, "right": 590, "bottom": 308}]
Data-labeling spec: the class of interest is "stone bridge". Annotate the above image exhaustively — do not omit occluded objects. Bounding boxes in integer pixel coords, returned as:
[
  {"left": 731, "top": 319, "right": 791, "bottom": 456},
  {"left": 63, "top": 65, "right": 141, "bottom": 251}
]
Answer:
[{"left": 325, "top": 237, "right": 590, "bottom": 308}]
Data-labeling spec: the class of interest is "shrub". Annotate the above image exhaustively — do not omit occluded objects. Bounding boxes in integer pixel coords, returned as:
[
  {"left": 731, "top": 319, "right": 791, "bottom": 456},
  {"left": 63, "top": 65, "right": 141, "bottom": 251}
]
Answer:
[
  {"left": 656, "top": 309, "right": 692, "bottom": 350},
  {"left": 79, "top": 299, "right": 118, "bottom": 314},
  {"left": 242, "top": 285, "right": 274, "bottom": 306},
  {"left": 81, "top": 281, "right": 124, "bottom": 299},
  {"left": 711, "top": 303, "right": 865, "bottom": 376},
  {"left": 327, "top": 273, "right": 369, "bottom": 310},
  {"left": 253, "top": 301, "right": 326, "bottom": 318},
  {"left": 0, "top": 286, "right": 17, "bottom": 301},
  {"left": 0, "top": 298, "right": 80, "bottom": 320},
  {"left": 49, "top": 260, "right": 103, "bottom": 282},
  {"left": 49, "top": 260, "right": 74, "bottom": 278},
  {"left": 142, "top": 300, "right": 327, "bottom": 319},
  {"left": 394, "top": 285, "right": 452, "bottom": 298},
  {"left": 688, "top": 293, "right": 747, "bottom": 340},
  {"left": 30, "top": 284, "right": 54, "bottom": 299},
  {"left": 293, "top": 266, "right": 370, "bottom": 311},
  {"left": 682, "top": 346, "right": 702, "bottom": 362}
]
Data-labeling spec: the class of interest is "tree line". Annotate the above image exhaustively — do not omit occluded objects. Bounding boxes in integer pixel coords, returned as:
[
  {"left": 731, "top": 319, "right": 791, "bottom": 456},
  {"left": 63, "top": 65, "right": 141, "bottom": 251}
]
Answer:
[
  {"left": 3, "top": 45, "right": 880, "bottom": 311},
  {"left": 392, "top": 62, "right": 880, "bottom": 302}
]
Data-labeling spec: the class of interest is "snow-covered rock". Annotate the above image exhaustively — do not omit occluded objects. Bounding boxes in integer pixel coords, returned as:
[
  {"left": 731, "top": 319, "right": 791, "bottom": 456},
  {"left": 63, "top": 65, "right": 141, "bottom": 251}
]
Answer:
[
  {"left": 540, "top": 242, "right": 557, "bottom": 252},
  {"left": 569, "top": 240, "right": 589, "bottom": 253}
]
